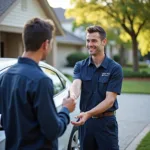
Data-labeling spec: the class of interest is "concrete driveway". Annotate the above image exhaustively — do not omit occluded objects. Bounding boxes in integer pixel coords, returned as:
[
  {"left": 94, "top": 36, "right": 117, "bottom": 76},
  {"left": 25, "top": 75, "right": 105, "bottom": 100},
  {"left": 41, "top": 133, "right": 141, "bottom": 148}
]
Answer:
[{"left": 117, "top": 94, "right": 150, "bottom": 150}]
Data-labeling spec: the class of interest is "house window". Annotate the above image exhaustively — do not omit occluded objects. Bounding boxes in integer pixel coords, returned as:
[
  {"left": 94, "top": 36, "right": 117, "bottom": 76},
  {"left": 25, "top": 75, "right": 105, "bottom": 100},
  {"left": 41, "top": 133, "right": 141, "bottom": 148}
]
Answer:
[
  {"left": 0, "top": 42, "right": 4, "bottom": 58},
  {"left": 21, "top": 0, "right": 27, "bottom": 11}
]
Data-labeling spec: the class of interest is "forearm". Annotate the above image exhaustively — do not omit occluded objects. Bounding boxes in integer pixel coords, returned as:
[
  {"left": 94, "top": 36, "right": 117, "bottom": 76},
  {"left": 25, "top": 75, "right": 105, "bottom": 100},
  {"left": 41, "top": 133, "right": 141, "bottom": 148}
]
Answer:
[
  {"left": 86, "top": 99, "right": 114, "bottom": 118},
  {"left": 69, "top": 79, "right": 81, "bottom": 100},
  {"left": 70, "top": 85, "right": 80, "bottom": 99},
  {"left": 86, "top": 92, "right": 117, "bottom": 118}
]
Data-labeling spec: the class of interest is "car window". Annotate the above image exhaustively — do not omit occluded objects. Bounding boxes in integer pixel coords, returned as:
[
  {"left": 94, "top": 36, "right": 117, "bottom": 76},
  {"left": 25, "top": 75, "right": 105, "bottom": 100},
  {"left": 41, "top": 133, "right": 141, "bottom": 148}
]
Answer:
[{"left": 41, "top": 67, "right": 65, "bottom": 96}]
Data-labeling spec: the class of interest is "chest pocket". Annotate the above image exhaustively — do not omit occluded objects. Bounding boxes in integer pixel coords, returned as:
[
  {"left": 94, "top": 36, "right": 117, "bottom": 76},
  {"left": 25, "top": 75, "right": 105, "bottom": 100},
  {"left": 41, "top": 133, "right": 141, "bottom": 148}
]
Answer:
[
  {"left": 98, "top": 76, "right": 109, "bottom": 92},
  {"left": 81, "top": 77, "right": 92, "bottom": 92}
]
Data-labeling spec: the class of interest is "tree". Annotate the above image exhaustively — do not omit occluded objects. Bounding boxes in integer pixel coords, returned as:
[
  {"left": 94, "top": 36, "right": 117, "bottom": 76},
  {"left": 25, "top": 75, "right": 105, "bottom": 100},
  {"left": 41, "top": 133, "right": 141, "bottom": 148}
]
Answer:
[{"left": 66, "top": 0, "right": 150, "bottom": 71}]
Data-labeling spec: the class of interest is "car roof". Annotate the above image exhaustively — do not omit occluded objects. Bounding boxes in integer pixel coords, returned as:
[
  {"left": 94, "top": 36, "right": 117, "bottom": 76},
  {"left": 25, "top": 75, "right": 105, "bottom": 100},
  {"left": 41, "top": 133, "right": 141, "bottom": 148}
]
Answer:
[
  {"left": 0, "top": 58, "right": 70, "bottom": 82},
  {"left": 0, "top": 58, "right": 55, "bottom": 71}
]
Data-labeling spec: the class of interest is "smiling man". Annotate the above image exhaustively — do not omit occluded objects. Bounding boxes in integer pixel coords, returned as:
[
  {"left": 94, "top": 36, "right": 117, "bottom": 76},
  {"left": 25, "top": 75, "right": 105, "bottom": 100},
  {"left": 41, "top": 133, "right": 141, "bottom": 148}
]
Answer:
[{"left": 69, "top": 25, "right": 123, "bottom": 150}]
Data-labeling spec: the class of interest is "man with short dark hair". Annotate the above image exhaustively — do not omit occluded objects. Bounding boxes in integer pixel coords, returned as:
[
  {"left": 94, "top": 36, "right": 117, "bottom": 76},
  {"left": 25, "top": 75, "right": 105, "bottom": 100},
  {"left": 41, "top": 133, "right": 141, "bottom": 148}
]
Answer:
[
  {"left": 70, "top": 25, "right": 123, "bottom": 150},
  {"left": 0, "top": 18, "right": 76, "bottom": 150}
]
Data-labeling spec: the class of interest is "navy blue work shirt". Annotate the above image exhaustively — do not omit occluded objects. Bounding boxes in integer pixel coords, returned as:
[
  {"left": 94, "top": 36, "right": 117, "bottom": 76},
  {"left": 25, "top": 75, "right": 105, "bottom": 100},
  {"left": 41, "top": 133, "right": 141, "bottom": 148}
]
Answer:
[
  {"left": 73, "top": 55, "right": 123, "bottom": 112},
  {"left": 0, "top": 57, "right": 70, "bottom": 150}
]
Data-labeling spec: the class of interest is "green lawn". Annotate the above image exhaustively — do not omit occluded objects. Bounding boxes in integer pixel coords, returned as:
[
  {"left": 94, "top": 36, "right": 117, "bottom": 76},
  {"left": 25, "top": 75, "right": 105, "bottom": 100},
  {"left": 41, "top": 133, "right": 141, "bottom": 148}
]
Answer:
[
  {"left": 136, "top": 132, "right": 150, "bottom": 150},
  {"left": 122, "top": 80, "right": 150, "bottom": 94}
]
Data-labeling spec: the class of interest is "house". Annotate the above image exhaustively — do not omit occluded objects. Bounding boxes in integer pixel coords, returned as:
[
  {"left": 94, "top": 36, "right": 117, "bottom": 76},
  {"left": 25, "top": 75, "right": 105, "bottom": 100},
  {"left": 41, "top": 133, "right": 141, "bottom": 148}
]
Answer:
[
  {"left": 54, "top": 7, "right": 85, "bottom": 40},
  {"left": 53, "top": 7, "right": 85, "bottom": 69},
  {"left": 0, "top": 0, "right": 64, "bottom": 66}
]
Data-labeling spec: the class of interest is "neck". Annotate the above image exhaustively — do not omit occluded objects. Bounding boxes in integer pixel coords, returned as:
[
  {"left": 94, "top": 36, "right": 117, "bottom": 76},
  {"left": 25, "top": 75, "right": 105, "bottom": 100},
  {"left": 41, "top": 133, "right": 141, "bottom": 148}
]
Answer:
[
  {"left": 22, "top": 51, "right": 42, "bottom": 63},
  {"left": 92, "top": 52, "right": 105, "bottom": 67}
]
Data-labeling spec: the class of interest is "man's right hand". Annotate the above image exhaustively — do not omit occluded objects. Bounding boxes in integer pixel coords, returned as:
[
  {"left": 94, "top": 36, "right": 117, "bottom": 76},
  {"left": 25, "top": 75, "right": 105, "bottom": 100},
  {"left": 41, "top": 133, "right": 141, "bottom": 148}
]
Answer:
[{"left": 62, "top": 97, "right": 76, "bottom": 113}]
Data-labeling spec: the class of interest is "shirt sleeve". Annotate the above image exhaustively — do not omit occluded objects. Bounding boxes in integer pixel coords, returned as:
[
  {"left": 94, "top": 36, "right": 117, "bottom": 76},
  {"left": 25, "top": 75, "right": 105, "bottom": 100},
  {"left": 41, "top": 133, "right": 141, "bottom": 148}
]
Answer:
[
  {"left": 33, "top": 78, "right": 70, "bottom": 140},
  {"left": 0, "top": 114, "right": 2, "bottom": 128},
  {"left": 107, "top": 64, "right": 123, "bottom": 95},
  {"left": 73, "top": 62, "right": 81, "bottom": 80}
]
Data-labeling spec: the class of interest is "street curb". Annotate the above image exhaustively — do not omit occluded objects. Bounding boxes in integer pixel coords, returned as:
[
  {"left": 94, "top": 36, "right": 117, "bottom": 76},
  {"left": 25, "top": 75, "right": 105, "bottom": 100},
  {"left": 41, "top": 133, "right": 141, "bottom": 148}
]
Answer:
[{"left": 125, "top": 123, "right": 150, "bottom": 150}]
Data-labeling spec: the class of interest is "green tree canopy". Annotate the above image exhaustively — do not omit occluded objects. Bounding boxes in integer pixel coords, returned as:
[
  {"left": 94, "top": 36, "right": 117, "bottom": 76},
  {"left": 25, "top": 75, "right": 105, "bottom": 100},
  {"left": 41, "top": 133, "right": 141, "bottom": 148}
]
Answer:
[{"left": 66, "top": 0, "right": 150, "bottom": 71}]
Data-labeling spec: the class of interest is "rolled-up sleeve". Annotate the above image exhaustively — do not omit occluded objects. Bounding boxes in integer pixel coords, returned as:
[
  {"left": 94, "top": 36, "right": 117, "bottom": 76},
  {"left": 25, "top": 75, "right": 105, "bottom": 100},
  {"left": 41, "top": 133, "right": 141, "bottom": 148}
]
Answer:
[
  {"left": 107, "top": 65, "right": 123, "bottom": 95},
  {"left": 33, "top": 78, "right": 70, "bottom": 140}
]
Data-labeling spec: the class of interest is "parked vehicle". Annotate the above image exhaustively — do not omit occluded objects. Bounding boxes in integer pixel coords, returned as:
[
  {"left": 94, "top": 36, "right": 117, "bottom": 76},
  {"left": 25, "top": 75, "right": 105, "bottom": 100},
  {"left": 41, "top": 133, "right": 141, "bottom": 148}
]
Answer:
[{"left": 0, "top": 58, "right": 80, "bottom": 150}]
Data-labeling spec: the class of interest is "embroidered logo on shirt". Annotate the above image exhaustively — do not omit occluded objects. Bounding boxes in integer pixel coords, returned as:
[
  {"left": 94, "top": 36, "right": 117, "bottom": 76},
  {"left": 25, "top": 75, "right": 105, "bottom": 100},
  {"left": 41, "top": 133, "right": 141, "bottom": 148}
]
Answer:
[{"left": 102, "top": 73, "right": 110, "bottom": 76}]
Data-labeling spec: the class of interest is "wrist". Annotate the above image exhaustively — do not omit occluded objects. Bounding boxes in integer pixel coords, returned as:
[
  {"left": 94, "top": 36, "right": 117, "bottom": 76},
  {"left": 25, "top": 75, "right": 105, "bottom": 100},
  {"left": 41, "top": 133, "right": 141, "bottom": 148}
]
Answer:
[
  {"left": 70, "top": 94, "right": 77, "bottom": 100},
  {"left": 62, "top": 107, "right": 70, "bottom": 114},
  {"left": 86, "top": 111, "right": 92, "bottom": 119}
]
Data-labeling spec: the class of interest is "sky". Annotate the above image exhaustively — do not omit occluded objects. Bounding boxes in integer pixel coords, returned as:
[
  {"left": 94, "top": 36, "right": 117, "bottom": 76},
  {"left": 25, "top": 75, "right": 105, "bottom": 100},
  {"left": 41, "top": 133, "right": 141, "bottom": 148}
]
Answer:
[{"left": 47, "top": 0, "right": 71, "bottom": 9}]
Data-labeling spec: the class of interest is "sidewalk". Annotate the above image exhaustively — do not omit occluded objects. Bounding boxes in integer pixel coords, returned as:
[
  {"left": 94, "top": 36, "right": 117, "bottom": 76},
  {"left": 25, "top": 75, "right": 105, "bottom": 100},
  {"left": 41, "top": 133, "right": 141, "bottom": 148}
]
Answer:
[
  {"left": 117, "top": 94, "right": 150, "bottom": 150},
  {"left": 125, "top": 123, "right": 150, "bottom": 150}
]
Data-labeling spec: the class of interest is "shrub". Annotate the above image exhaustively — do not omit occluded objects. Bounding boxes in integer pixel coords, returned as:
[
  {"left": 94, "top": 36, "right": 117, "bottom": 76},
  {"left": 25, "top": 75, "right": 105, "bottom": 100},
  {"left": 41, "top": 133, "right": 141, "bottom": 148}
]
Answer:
[
  {"left": 125, "top": 63, "right": 148, "bottom": 68},
  {"left": 113, "top": 54, "right": 120, "bottom": 63},
  {"left": 66, "top": 52, "right": 89, "bottom": 67},
  {"left": 123, "top": 69, "right": 150, "bottom": 78}
]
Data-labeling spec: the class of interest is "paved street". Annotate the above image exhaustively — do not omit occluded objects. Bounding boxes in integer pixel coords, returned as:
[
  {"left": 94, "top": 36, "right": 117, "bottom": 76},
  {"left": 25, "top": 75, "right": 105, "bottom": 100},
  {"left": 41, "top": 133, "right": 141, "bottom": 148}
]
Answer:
[
  {"left": 0, "top": 94, "right": 150, "bottom": 150},
  {"left": 117, "top": 94, "right": 150, "bottom": 150}
]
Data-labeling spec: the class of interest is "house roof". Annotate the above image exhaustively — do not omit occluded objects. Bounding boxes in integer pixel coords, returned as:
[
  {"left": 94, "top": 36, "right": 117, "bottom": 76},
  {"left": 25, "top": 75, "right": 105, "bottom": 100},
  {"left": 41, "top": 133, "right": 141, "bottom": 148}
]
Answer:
[
  {"left": 56, "top": 29, "right": 85, "bottom": 46},
  {"left": 0, "top": 0, "right": 64, "bottom": 35},
  {"left": 0, "top": 0, "right": 16, "bottom": 16},
  {"left": 38, "top": 0, "right": 64, "bottom": 35},
  {"left": 53, "top": 7, "right": 73, "bottom": 23}
]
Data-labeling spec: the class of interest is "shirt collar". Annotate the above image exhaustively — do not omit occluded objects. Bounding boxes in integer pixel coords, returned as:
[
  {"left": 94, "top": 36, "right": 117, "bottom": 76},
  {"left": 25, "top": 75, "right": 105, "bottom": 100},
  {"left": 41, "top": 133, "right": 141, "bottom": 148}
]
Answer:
[
  {"left": 88, "top": 54, "right": 109, "bottom": 69},
  {"left": 101, "top": 55, "right": 109, "bottom": 69},
  {"left": 18, "top": 57, "right": 40, "bottom": 69},
  {"left": 88, "top": 57, "right": 94, "bottom": 66}
]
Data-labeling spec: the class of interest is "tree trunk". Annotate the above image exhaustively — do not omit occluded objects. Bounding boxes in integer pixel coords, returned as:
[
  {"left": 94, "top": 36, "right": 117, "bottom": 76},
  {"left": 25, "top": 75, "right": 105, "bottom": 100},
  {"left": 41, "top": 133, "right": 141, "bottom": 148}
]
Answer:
[
  {"left": 132, "top": 36, "right": 139, "bottom": 72},
  {"left": 119, "top": 44, "right": 125, "bottom": 66}
]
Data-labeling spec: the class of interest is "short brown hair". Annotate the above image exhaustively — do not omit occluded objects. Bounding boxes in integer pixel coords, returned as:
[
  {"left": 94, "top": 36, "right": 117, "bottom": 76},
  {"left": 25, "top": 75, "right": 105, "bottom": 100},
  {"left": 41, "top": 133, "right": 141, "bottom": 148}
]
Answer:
[
  {"left": 86, "top": 25, "right": 106, "bottom": 40},
  {"left": 22, "top": 18, "right": 55, "bottom": 51}
]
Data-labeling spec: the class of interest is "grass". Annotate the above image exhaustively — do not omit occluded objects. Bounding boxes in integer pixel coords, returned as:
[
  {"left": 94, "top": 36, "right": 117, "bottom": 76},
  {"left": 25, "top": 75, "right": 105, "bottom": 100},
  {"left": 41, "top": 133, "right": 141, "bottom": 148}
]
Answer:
[
  {"left": 122, "top": 80, "right": 150, "bottom": 94},
  {"left": 136, "top": 132, "right": 150, "bottom": 150}
]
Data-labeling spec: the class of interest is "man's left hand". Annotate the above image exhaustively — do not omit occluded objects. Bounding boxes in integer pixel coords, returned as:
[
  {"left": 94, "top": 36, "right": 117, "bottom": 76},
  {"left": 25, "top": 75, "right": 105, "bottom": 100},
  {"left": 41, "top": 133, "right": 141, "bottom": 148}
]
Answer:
[{"left": 71, "top": 112, "right": 90, "bottom": 126}]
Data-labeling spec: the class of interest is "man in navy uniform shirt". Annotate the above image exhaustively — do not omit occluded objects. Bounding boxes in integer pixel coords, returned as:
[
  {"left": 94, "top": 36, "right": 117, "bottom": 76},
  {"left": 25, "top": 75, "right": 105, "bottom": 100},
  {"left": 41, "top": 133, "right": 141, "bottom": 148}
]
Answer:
[
  {"left": 70, "top": 26, "right": 123, "bottom": 150},
  {"left": 0, "top": 18, "right": 76, "bottom": 150}
]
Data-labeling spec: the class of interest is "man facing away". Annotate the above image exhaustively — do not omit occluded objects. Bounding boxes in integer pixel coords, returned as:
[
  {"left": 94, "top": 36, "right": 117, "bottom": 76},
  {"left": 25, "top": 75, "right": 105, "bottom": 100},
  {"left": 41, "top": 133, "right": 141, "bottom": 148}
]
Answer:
[
  {"left": 0, "top": 18, "right": 76, "bottom": 150},
  {"left": 70, "top": 25, "right": 123, "bottom": 150}
]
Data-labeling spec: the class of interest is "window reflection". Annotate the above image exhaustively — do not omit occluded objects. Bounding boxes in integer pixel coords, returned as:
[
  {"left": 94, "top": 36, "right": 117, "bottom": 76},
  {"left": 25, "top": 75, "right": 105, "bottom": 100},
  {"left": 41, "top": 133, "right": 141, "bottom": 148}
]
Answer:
[{"left": 41, "top": 67, "right": 65, "bottom": 95}]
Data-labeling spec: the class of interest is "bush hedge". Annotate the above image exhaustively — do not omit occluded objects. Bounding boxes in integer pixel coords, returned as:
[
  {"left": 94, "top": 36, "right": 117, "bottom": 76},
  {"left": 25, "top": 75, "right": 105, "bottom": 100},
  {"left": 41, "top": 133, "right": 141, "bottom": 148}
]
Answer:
[
  {"left": 123, "top": 69, "right": 150, "bottom": 78},
  {"left": 113, "top": 54, "right": 120, "bottom": 63},
  {"left": 66, "top": 52, "right": 89, "bottom": 67},
  {"left": 125, "top": 63, "right": 148, "bottom": 68}
]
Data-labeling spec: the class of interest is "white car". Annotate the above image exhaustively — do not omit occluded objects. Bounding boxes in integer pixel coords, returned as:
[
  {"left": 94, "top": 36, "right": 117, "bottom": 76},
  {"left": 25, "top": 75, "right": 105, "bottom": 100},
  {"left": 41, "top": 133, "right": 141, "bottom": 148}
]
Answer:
[{"left": 0, "top": 58, "right": 80, "bottom": 150}]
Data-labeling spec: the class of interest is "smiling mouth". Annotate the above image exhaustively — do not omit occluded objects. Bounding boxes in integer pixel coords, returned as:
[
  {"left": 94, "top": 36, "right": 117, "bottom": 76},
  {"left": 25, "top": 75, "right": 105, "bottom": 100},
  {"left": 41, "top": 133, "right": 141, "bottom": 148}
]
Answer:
[{"left": 89, "top": 48, "right": 96, "bottom": 51}]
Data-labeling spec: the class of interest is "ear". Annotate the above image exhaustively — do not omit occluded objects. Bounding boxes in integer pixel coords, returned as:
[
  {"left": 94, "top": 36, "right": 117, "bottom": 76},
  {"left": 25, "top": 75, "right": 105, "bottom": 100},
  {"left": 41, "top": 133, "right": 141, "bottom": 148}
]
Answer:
[
  {"left": 41, "top": 40, "right": 49, "bottom": 51},
  {"left": 102, "top": 38, "right": 107, "bottom": 46}
]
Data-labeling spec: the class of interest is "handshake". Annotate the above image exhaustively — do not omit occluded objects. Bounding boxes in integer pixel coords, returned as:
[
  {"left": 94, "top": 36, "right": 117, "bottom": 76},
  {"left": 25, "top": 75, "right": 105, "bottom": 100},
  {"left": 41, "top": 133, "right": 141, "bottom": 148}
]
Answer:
[{"left": 62, "top": 91, "right": 77, "bottom": 113}]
